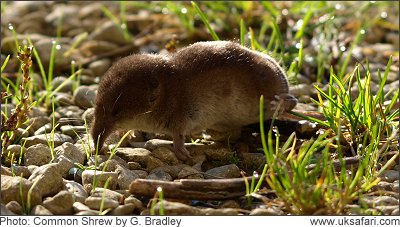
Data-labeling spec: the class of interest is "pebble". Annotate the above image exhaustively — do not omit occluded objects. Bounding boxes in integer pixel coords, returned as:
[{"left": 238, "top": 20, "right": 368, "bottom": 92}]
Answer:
[
  {"left": 249, "top": 207, "right": 284, "bottom": 215},
  {"left": 146, "top": 156, "right": 167, "bottom": 172},
  {"left": 34, "top": 39, "right": 72, "bottom": 70},
  {"left": 60, "top": 125, "right": 87, "bottom": 138},
  {"left": 34, "top": 123, "right": 54, "bottom": 135},
  {"left": 81, "top": 170, "right": 118, "bottom": 190},
  {"left": 359, "top": 196, "right": 399, "bottom": 206},
  {"left": 201, "top": 208, "right": 239, "bottom": 215},
  {"left": 240, "top": 152, "right": 266, "bottom": 173},
  {"left": 42, "top": 190, "right": 75, "bottom": 214},
  {"left": 55, "top": 93, "right": 75, "bottom": 106},
  {"left": 1, "top": 175, "right": 41, "bottom": 208},
  {"left": 22, "top": 133, "right": 74, "bottom": 148},
  {"left": 10, "top": 165, "right": 31, "bottom": 178},
  {"left": 116, "top": 147, "right": 151, "bottom": 164},
  {"left": 31, "top": 205, "right": 53, "bottom": 215},
  {"left": 85, "top": 196, "right": 119, "bottom": 210},
  {"left": 205, "top": 164, "right": 241, "bottom": 179},
  {"left": 90, "top": 188, "right": 124, "bottom": 203},
  {"left": 204, "top": 147, "right": 233, "bottom": 162},
  {"left": 55, "top": 142, "right": 86, "bottom": 164},
  {"left": 88, "top": 58, "right": 112, "bottom": 77},
  {"left": 73, "top": 85, "right": 97, "bottom": 109},
  {"left": 51, "top": 76, "right": 75, "bottom": 93},
  {"left": 0, "top": 204, "right": 15, "bottom": 215},
  {"left": 64, "top": 180, "right": 88, "bottom": 203},
  {"left": 28, "top": 163, "right": 64, "bottom": 198},
  {"left": 146, "top": 170, "right": 172, "bottom": 181},
  {"left": 89, "top": 20, "right": 131, "bottom": 45},
  {"left": 116, "top": 165, "right": 140, "bottom": 190},
  {"left": 151, "top": 201, "right": 201, "bottom": 215},
  {"left": 177, "top": 166, "right": 204, "bottom": 179},
  {"left": 26, "top": 116, "right": 51, "bottom": 132},
  {"left": 5, "top": 201, "right": 23, "bottom": 215},
  {"left": 24, "top": 144, "right": 52, "bottom": 166},
  {"left": 110, "top": 204, "right": 136, "bottom": 215},
  {"left": 151, "top": 147, "right": 180, "bottom": 165},
  {"left": 53, "top": 155, "right": 75, "bottom": 178},
  {"left": 72, "top": 202, "right": 92, "bottom": 213},
  {"left": 6, "top": 144, "right": 25, "bottom": 158},
  {"left": 124, "top": 195, "right": 144, "bottom": 210},
  {"left": 79, "top": 40, "right": 120, "bottom": 57}
]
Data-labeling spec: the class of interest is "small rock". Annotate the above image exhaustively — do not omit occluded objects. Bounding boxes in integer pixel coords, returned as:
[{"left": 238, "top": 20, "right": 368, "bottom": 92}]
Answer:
[
  {"left": 146, "top": 156, "right": 167, "bottom": 172},
  {"left": 25, "top": 116, "right": 51, "bottom": 132},
  {"left": 178, "top": 166, "right": 203, "bottom": 179},
  {"left": 55, "top": 93, "right": 75, "bottom": 106},
  {"left": 24, "top": 144, "right": 52, "bottom": 166},
  {"left": 72, "top": 202, "right": 91, "bottom": 213},
  {"left": 1, "top": 166, "right": 12, "bottom": 176},
  {"left": 22, "top": 133, "right": 74, "bottom": 148},
  {"left": 75, "top": 210, "right": 99, "bottom": 215},
  {"left": 55, "top": 142, "right": 86, "bottom": 164},
  {"left": 143, "top": 139, "right": 174, "bottom": 150},
  {"left": 64, "top": 180, "right": 88, "bottom": 203},
  {"left": 0, "top": 204, "right": 15, "bottom": 215},
  {"left": 5, "top": 201, "right": 23, "bottom": 215},
  {"left": 34, "top": 123, "right": 54, "bottom": 136},
  {"left": 89, "top": 59, "right": 112, "bottom": 77},
  {"left": 132, "top": 170, "right": 148, "bottom": 178},
  {"left": 116, "top": 147, "right": 151, "bottom": 164},
  {"left": 205, "top": 164, "right": 241, "bottom": 179},
  {"left": 90, "top": 188, "right": 124, "bottom": 203},
  {"left": 31, "top": 205, "right": 53, "bottom": 215},
  {"left": 392, "top": 208, "right": 399, "bottom": 215},
  {"left": 28, "top": 163, "right": 64, "bottom": 198},
  {"left": 6, "top": 144, "right": 25, "bottom": 159},
  {"left": 151, "top": 147, "right": 179, "bottom": 165},
  {"left": 73, "top": 86, "right": 97, "bottom": 109},
  {"left": 220, "top": 200, "right": 240, "bottom": 209},
  {"left": 34, "top": 39, "right": 72, "bottom": 70},
  {"left": 127, "top": 161, "right": 142, "bottom": 170},
  {"left": 53, "top": 155, "right": 75, "bottom": 178},
  {"left": 201, "top": 208, "right": 239, "bottom": 215},
  {"left": 82, "top": 108, "right": 95, "bottom": 124},
  {"left": 204, "top": 147, "right": 233, "bottom": 162},
  {"left": 289, "top": 83, "right": 316, "bottom": 97},
  {"left": 10, "top": 165, "right": 31, "bottom": 178},
  {"left": 60, "top": 125, "right": 87, "bottom": 138},
  {"left": 249, "top": 207, "right": 284, "bottom": 215},
  {"left": 81, "top": 170, "right": 118, "bottom": 190},
  {"left": 360, "top": 196, "right": 399, "bottom": 206},
  {"left": 85, "top": 196, "right": 119, "bottom": 210},
  {"left": 124, "top": 195, "right": 144, "bottom": 210},
  {"left": 392, "top": 180, "right": 399, "bottom": 192},
  {"left": 381, "top": 170, "right": 399, "bottom": 183},
  {"left": 240, "top": 153, "right": 266, "bottom": 172},
  {"left": 374, "top": 181, "right": 393, "bottom": 191},
  {"left": 116, "top": 165, "right": 140, "bottom": 190},
  {"left": 1, "top": 175, "right": 41, "bottom": 208},
  {"left": 51, "top": 76, "right": 74, "bottom": 93},
  {"left": 147, "top": 170, "right": 172, "bottom": 181},
  {"left": 151, "top": 201, "right": 200, "bottom": 215},
  {"left": 89, "top": 21, "right": 130, "bottom": 45},
  {"left": 110, "top": 204, "right": 136, "bottom": 215},
  {"left": 375, "top": 205, "right": 399, "bottom": 214},
  {"left": 79, "top": 40, "right": 120, "bottom": 57},
  {"left": 42, "top": 190, "right": 74, "bottom": 215}
]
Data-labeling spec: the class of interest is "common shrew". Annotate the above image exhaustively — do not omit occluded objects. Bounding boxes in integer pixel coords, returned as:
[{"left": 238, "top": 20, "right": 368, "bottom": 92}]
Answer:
[{"left": 91, "top": 41, "right": 297, "bottom": 160}]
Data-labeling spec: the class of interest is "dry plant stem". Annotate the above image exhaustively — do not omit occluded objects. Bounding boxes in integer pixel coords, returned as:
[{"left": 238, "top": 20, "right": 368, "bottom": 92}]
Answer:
[{"left": 1, "top": 46, "right": 32, "bottom": 154}]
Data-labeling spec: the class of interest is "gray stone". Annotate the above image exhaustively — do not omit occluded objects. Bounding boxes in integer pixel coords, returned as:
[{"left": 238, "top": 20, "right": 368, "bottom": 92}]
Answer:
[
  {"left": 249, "top": 207, "right": 284, "bottom": 215},
  {"left": 26, "top": 116, "right": 51, "bottom": 132},
  {"left": 89, "top": 21, "right": 130, "bottom": 45},
  {"left": 85, "top": 196, "right": 119, "bottom": 210},
  {"left": 289, "top": 83, "right": 316, "bottom": 97},
  {"left": 31, "top": 205, "right": 53, "bottom": 215},
  {"left": 34, "top": 123, "right": 54, "bottom": 136},
  {"left": 72, "top": 202, "right": 92, "bottom": 213},
  {"left": 64, "top": 180, "right": 88, "bottom": 203},
  {"left": 0, "top": 204, "right": 15, "bottom": 215},
  {"left": 116, "top": 147, "right": 151, "bottom": 164},
  {"left": 392, "top": 180, "right": 399, "bottom": 192},
  {"left": 54, "top": 93, "right": 75, "bottom": 106},
  {"left": 110, "top": 204, "right": 136, "bottom": 215},
  {"left": 151, "top": 201, "right": 200, "bottom": 215},
  {"left": 116, "top": 165, "right": 140, "bottom": 190},
  {"left": 132, "top": 170, "right": 148, "bottom": 179},
  {"left": 55, "top": 142, "right": 86, "bottom": 164},
  {"left": 24, "top": 144, "right": 52, "bottom": 166},
  {"left": 6, "top": 144, "right": 25, "bottom": 159},
  {"left": 146, "top": 156, "right": 167, "bottom": 172},
  {"left": 127, "top": 161, "right": 142, "bottom": 170},
  {"left": 73, "top": 86, "right": 97, "bottom": 109},
  {"left": 22, "top": 133, "right": 74, "bottom": 148},
  {"left": 360, "top": 196, "right": 399, "bottom": 206},
  {"left": 392, "top": 208, "right": 399, "bottom": 215},
  {"left": 381, "top": 170, "right": 399, "bottom": 183},
  {"left": 28, "top": 163, "right": 64, "bottom": 198},
  {"left": 42, "top": 190, "right": 74, "bottom": 215},
  {"left": 90, "top": 188, "right": 124, "bottom": 204},
  {"left": 81, "top": 170, "right": 118, "bottom": 190},
  {"left": 51, "top": 76, "right": 74, "bottom": 93},
  {"left": 53, "top": 155, "right": 75, "bottom": 178},
  {"left": 34, "top": 39, "right": 72, "bottom": 70},
  {"left": 146, "top": 170, "right": 172, "bottom": 181},
  {"left": 124, "top": 195, "right": 143, "bottom": 210},
  {"left": 60, "top": 125, "right": 87, "bottom": 138},
  {"left": 201, "top": 208, "right": 239, "bottom": 215},
  {"left": 1, "top": 175, "right": 41, "bottom": 208},
  {"left": 75, "top": 210, "right": 99, "bottom": 215},
  {"left": 10, "top": 165, "right": 31, "bottom": 178},
  {"left": 220, "top": 200, "right": 240, "bottom": 208},
  {"left": 205, "top": 164, "right": 241, "bottom": 179},
  {"left": 240, "top": 152, "right": 266, "bottom": 172},
  {"left": 151, "top": 147, "right": 179, "bottom": 165},
  {"left": 375, "top": 205, "right": 399, "bottom": 214},
  {"left": 178, "top": 166, "right": 203, "bottom": 179},
  {"left": 89, "top": 59, "right": 112, "bottom": 77},
  {"left": 204, "top": 147, "right": 233, "bottom": 162},
  {"left": 5, "top": 201, "right": 23, "bottom": 215},
  {"left": 82, "top": 108, "right": 95, "bottom": 124}
]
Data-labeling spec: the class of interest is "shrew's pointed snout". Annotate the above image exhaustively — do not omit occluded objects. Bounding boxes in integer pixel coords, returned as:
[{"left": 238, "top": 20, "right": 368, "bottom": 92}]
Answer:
[{"left": 90, "top": 114, "right": 113, "bottom": 154}]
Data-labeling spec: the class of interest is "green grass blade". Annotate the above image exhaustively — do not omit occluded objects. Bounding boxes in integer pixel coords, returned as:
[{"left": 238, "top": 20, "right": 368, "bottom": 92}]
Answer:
[{"left": 191, "top": 1, "right": 220, "bottom": 41}]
